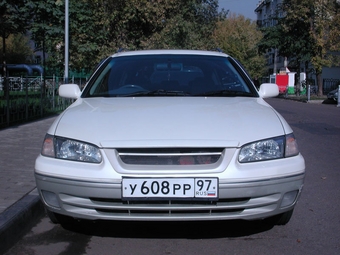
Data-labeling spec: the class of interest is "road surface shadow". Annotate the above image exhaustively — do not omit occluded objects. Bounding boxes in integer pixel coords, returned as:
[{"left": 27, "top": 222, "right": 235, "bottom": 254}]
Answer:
[
  {"left": 60, "top": 218, "right": 275, "bottom": 239},
  {"left": 322, "top": 99, "right": 337, "bottom": 104}
]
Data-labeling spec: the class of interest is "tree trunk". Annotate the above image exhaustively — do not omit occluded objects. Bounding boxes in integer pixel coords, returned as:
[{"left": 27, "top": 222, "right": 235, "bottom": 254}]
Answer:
[
  {"left": 2, "top": 34, "right": 7, "bottom": 99},
  {"left": 2, "top": 34, "right": 6, "bottom": 77},
  {"left": 304, "top": 61, "right": 309, "bottom": 81},
  {"left": 2, "top": 34, "right": 9, "bottom": 125},
  {"left": 316, "top": 72, "right": 323, "bottom": 96}
]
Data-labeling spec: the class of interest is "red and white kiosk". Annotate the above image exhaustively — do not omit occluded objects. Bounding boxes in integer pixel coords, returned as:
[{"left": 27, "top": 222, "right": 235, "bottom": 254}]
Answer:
[{"left": 271, "top": 67, "right": 296, "bottom": 94}]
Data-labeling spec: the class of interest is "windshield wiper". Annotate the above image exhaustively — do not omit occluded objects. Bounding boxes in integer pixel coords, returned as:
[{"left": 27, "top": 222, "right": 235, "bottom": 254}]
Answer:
[
  {"left": 117, "top": 89, "right": 191, "bottom": 97},
  {"left": 148, "top": 89, "right": 191, "bottom": 96},
  {"left": 193, "top": 90, "right": 255, "bottom": 97}
]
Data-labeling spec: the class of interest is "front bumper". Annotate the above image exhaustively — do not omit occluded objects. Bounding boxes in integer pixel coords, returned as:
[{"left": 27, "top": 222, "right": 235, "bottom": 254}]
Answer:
[{"left": 35, "top": 173, "right": 304, "bottom": 221}]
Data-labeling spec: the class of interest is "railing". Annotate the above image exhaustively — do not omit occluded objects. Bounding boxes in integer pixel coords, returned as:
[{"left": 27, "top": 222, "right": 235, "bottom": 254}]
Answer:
[
  {"left": 323, "top": 78, "right": 340, "bottom": 94},
  {"left": 0, "top": 76, "right": 75, "bottom": 129}
]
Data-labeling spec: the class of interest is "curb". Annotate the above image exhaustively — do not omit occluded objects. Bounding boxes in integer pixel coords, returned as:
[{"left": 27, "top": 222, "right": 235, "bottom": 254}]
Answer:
[
  {"left": 280, "top": 95, "right": 328, "bottom": 104},
  {"left": 0, "top": 189, "right": 44, "bottom": 254},
  {"left": 306, "top": 100, "right": 325, "bottom": 104}
]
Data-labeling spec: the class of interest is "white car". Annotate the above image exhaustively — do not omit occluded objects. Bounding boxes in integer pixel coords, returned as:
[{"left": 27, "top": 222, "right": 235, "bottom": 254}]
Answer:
[{"left": 35, "top": 49, "right": 305, "bottom": 225}]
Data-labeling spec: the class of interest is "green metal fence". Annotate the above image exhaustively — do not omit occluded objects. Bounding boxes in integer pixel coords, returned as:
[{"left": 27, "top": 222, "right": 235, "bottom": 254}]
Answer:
[{"left": 0, "top": 76, "right": 75, "bottom": 129}]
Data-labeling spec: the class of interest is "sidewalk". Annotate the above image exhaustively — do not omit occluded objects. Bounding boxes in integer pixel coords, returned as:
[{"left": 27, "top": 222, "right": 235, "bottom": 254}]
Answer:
[
  {"left": 0, "top": 116, "right": 57, "bottom": 254},
  {"left": 281, "top": 94, "right": 329, "bottom": 104}
]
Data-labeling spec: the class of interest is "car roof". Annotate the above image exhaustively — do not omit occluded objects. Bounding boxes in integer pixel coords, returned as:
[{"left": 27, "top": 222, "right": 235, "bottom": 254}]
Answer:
[{"left": 110, "top": 49, "right": 230, "bottom": 58}]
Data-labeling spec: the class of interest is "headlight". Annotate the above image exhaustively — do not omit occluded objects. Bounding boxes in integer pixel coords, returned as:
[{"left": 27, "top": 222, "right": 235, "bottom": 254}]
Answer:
[
  {"left": 238, "top": 134, "right": 299, "bottom": 163},
  {"left": 41, "top": 134, "right": 102, "bottom": 163}
]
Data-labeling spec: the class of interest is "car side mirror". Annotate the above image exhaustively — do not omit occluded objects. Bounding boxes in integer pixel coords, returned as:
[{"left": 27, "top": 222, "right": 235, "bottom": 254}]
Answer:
[
  {"left": 258, "top": 83, "right": 279, "bottom": 98},
  {"left": 59, "top": 84, "right": 81, "bottom": 99}
]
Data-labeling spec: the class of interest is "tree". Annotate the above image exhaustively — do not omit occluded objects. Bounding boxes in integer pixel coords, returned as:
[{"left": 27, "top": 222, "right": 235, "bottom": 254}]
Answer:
[
  {"left": 140, "top": 0, "right": 226, "bottom": 49},
  {"left": 212, "top": 14, "right": 266, "bottom": 79},
  {"left": 29, "top": 0, "right": 64, "bottom": 74},
  {"left": 329, "top": 1, "right": 340, "bottom": 53},
  {"left": 0, "top": 0, "right": 32, "bottom": 66},
  {"left": 89, "top": 0, "right": 225, "bottom": 51},
  {"left": 259, "top": 0, "right": 340, "bottom": 95},
  {"left": 30, "top": 0, "right": 110, "bottom": 74},
  {"left": 66, "top": 0, "right": 110, "bottom": 72},
  {"left": 328, "top": 1, "right": 340, "bottom": 67},
  {"left": 0, "top": 34, "right": 34, "bottom": 63},
  {"left": 259, "top": 1, "right": 315, "bottom": 88},
  {"left": 27, "top": 0, "right": 227, "bottom": 75},
  {"left": 0, "top": 0, "right": 32, "bottom": 45},
  {"left": 0, "top": 0, "right": 33, "bottom": 99},
  {"left": 307, "top": 0, "right": 340, "bottom": 95}
]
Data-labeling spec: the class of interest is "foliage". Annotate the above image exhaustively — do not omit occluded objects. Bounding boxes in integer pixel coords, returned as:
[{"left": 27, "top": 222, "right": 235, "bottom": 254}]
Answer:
[
  {"left": 258, "top": 0, "right": 340, "bottom": 95},
  {"left": 136, "top": 0, "right": 225, "bottom": 49},
  {"left": 212, "top": 14, "right": 266, "bottom": 79},
  {"left": 0, "top": 0, "right": 33, "bottom": 78},
  {"left": 0, "top": 34, "right": 34, "bottom": 63},
  {"left": 260, "top": 5, "right": 314, "bottom": 68},
  {"left": 29, "top": 0, "right": 64, "bottom": 73},
  {"left": 30, "top": 0, "right": 227, "bottom": 73},
  {"left": 329, "top": 1, "right": 340, "bottom": 54},
  {"left": 0, "top": 0, "right": 32, "bottom": 39},
  {"left": 3, "top": 0, "right": 267, "bottom": 81}
]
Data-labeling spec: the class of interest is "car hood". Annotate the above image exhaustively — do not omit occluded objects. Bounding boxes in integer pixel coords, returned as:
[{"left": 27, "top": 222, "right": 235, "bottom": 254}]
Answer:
[{"left": 51, "top": 97, "right": 287, "bottom": 148}]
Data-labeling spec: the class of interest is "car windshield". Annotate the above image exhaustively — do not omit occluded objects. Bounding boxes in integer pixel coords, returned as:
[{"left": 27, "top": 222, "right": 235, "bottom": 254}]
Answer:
[{"left": 82, "top": 54, "right": 258, "bottom": 98}]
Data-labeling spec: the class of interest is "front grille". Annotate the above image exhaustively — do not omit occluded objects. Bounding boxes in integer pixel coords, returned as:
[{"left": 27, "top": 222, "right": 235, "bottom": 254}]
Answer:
[{"left": 117, "top": 148, "right": 223, "bottom": 165}]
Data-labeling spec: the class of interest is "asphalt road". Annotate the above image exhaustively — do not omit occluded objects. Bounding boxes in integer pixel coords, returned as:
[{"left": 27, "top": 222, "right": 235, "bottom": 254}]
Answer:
[{"left": 4, "top": 98, "right": 340, "bottom": 255}]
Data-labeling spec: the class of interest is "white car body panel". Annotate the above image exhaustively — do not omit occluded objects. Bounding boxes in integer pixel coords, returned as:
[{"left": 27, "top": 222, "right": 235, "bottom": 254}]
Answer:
[
  {"left": 36, "top": 96, "right": 303, "bottom": 182},
  {"left": 52, "top": 97, "right": 289, "bottom": 148}
]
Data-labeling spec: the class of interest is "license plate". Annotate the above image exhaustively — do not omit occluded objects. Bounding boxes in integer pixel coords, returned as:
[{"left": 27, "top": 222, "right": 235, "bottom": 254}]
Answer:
[{"left": 122, "top": 178, "right": 218, "bottom": 199}]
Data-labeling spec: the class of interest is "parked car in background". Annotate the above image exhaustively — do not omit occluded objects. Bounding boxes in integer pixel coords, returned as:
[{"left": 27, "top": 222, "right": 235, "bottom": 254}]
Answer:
[
  {"left": 35, "top": 49, "right": 305, "bottom": 226},
  {"left": 327, "top": 88, "right": 339, "bottom": 102}
]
